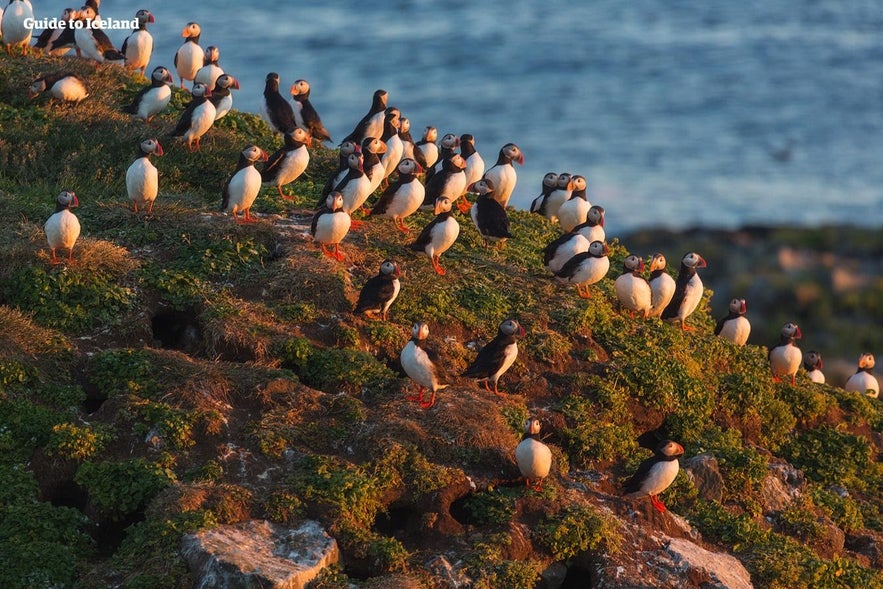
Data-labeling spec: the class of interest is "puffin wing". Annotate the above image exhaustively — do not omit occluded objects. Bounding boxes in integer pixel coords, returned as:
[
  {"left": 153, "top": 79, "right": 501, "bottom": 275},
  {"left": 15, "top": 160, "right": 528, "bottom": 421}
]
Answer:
[
  {"left": 622, "top": 455, "right": 657, "bottom": 495},
  {"left": 268, "top": 94, "right": 297, "bottom": 134},
  {"left": 477, "top": 197, "right": 511, "bottom": 238},
  {"left": 261, "top": 147, "right": 288, "bottom": 181},
  {"left": 310, "top": 208, "right": 327, "bottom": 237},
  {"left": 543, "top": 233, "right": 572, "bottom": 267},
  {"left": 220, "top": 175, "right": 233, "bottom": 211},
  {"left": 462, "top": 335, "right": 506, "bottom": 378},
  {"left": 661, "top": 274, "right": 690, "bottom": 320},
  {"left": 125, "top": 84, "right": 152, "bottom": 114},
  {"left": 370, "top": 177, "right": 404, "bottom": 216},
  {"left": 302, "top": 102, "right": 331, "bottom": 142},
  {"left": 409, "top": 216, "right": 440, "bottom": 252},
  {"left": 713, "top": 315, "right": 727, "bottom": 336},
  {"left": 171, "top": 100, "right": 198, "bottom": 136},
  {"left": 555, "top": 252, "right": 590, "bottom": 280}
]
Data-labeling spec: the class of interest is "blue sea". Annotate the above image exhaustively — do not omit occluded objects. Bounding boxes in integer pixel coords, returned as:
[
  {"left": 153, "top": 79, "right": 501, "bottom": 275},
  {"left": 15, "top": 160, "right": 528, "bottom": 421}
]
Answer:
[{"left": 37, "top": 0, "right": 883, "bottom": 235}]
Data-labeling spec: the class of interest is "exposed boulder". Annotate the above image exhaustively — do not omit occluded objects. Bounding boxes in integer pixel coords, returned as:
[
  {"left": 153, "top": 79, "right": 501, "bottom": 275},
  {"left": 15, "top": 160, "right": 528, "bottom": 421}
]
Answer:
[
  {"left": 665, "top": 537, "right": 754, "bottom": 589},
  {"left": 181, "top": 520, "right": 338, "bottom": 589},
  {"left": 759, "top": 459, "right": 805, "bottom": 513},
  {"left": 846, "top": 532, "right": 883, "bottom": 568},
  {"left": 684, "top": 453, "right": 725, "bottom": 502}
]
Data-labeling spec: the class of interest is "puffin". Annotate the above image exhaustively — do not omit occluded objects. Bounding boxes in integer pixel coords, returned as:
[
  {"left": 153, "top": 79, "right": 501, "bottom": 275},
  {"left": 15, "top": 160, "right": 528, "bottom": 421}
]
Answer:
[
  {"left": 380, "top": 107, "right": 404, "bottom": 183},
  {"left": 482, "top": 143, "right": 524, "bottom": 209},
  {"left": 714, "top": 298, "right": 751, "bottom": 345},
  {"left": 614, "top": 254, "right": 652, "bottom": 319},
  {"left": 174, "top": 22, "right": 203, "bottom": 88},
  {"left": 555, "top": 240, "right": 611, "bottom": 299},
  {"left": 44, "top": 190, "right": 80, "bottom": 265},
  {"left": 33, "top": 7, "right": 77, "bottom": 57},
  {"left": 398, "top": 117, "right": 417, "bottom": 161},
  {"left": 557, "top": 175, "right": 591, "bottom": 233},
  {"left": 2, "top": 0, "right": 33, "bottom": 56},
  {"left": 368, "top": 158, "right": 425, "bottom": 233},
  {"left": 647, "top": 253, "right": 676, "bottom": 319},
  {"left": 194, "top": 45, "right": 223, "bottom": 91},
  {"left": 28, "top": 73, "right": 88, "bottom": 104},
  {"left": 415, "top": 125, "right": 438, "bottom": 169},
  {"left": 572, "top": 204, "right": 606, "bottom": 244},
  {"left": 260, "top": 73, "right": 297, "bottom": 134},
  {"left": 209, "top": 74, "right": 240, "bottom": 120},
  {"left": 261, "top": 128, "right": 311, "bottom": 199},
  {"left": 310, "top": 191, "right": 351, "bottom": 262},
  {"left": 74, "top": 5, "right": 126, "bottom": 64},
  {"left": 469, "top": 178, "right": 512, "bottom": 246},
  {"left": 400, "top": 322, "right": 448, "bottom": 409},
  {"left": 319, "top": 140, "right": 359, "bottom": 202},
  {"left": 661, "top": 252, "right": 707, "bottom": 330},
  {"left": 460, "top": 134, "right": 485, "bottom": 192},
  {"left": 422, "top": 153, "right": 466, "bottom": 210},
  {"left": 541, "top": 172, "right": 573, "bottom": 223},
  {"left": 516, "top": 417, "right": 553, "bottom": 491},
  {"left": 327, "top": 152, "right": 371, "bottom": 221},
  {"left": 803, "top": 350, "right": 825, "bottom": 384},
  {"left": 543, "top": 231, "right": 590, "bottom": 274},
  {"left": 461, "top": 318, "right": 525, "bottom": 395},
  {"left": 354, "top": 259, "right": 401, "bottom": 321},
  {"left": 289, "top": 79, "right": 332, "bottom": 144},
  {"left": 125, "top": 66, "right": 173, "bottom": 123},
  {"left": 342, "top": 89, "right": 388, "bottom": 144},
  {"left": 170, "top": 82, "right": 216, "bottom": 151},
  {"left": 409, "top": 196, "right": 460, "bottom": 276},
  {"left": 121, "top": 9, "right": 155, "bottom": 76},
  {"left": 845, "top": 353, "right": 879, "bottom": 398},
  {"left": 769, "top": 322, "right": 803, "bottom": 385},
  {"left": 126, "top": 138, "right": 163, "bottom": 214},
  {"left": 425, "top": 133, "right": 460, "bottom": 183},
  {"left": 362, "top": 136, "right": 389, "bottom": 196},
  {"left": 220, "top": 145, "right": 268, "bottom": 224},
  {"left": 529, "top": 172, "right": 560, "bottom": 219},
  {"left": 623, "top": 439, "right": 685, "bottom": 513}
]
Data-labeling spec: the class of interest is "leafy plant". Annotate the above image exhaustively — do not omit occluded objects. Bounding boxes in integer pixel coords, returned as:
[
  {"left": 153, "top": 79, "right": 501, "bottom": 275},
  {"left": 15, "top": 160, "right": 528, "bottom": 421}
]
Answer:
[{"left": 75, "top": 458, "right": 176, "bottom": 519}]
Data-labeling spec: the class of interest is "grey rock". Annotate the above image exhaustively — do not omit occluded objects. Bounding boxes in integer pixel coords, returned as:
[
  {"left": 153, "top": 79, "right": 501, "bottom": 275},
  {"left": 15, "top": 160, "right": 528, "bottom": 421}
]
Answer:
[
  {"left": 684, "top": 453, "right": 725, "bottom": 502},
  {"left": 665, "top": 537, "right": 754, "bottom": 589}
]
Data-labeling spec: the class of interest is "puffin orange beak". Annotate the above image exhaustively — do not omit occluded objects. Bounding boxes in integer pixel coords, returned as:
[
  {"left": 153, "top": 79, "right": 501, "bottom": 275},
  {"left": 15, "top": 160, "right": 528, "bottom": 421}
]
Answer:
[
  {"left": 516, "top": 152, "right": 525, "bottom": 165},
  {"left": 817, "top": 358, "right": 824, "bottom": 369},
  {"left": 602, "top": 243, "right": 610, "bottom": 255},
  {"left": 740, "top": 300, "right": 747, "bottom": 314},
  {"left": 638, "top": 259, "right": 646, "bottom": 273},
  {"left": 414, "top": 162, "right": 423, "bottom": 173},
  {"left": 181, "top": 27, "right": 190, "bottom": 37},
  {"left": 305, "top": 135, "right": 313, "bottom": 147},
  {"left": 794, "top": 327, "right": 803, "bottom": 339},
  {"left": 231, "top": 79, "right": 241, "bottom": 90},
  {"left": 27, "top": 90, "right": 38, "bottom": 99},
  {"left": 154, "top": 142, "right": 164, "bottom": 156},
  {"left": 392, "top": 264, "right": 401, "bottom": 278},
  {"left": 434, "top": 200, "right": 444, "bottom": 215},
  {"left": 697, "top": 256, "right": 708, "bottom": 268},
  {"left": 71, "top": 194, "right": 80, "bottom": 208},
  {"left": 260, "top": 149, "right": 269, "bottom": 162},
  {"left": 518, "top": 324, "right": 526, "bottom": 337},
  {"left": 376, "top": 142, "right": 388, "bottom": 154},
  {"left": 148, "top": 13, "right": 155, "bottom": 23},
  {"left": 675, "top": 443, "right": 685, "bottom": 455}
]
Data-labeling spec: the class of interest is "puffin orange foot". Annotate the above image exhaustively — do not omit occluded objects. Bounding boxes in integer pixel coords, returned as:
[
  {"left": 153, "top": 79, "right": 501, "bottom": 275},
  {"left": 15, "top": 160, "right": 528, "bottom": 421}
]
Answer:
[{"left": 650, "top": 495, "right": 667, "bottom": 513}]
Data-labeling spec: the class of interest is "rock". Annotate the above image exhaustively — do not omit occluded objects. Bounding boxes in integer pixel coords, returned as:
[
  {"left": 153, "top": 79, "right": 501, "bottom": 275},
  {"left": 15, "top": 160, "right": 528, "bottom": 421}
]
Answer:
[
  {"left": 846, "top": 532, "right": 883, "bottom": 568},
  {"left": 665, "top": 538, "right": 754, "bottom": 589},
  {"left": 759, "top": 460, "right": 804, "bottom": 513},
  {"left": 425, "top": 555, "right": 472, "bottom": 589},
  {"left": 684, "top": 453, "right": 724, "bottom": 502},
  {"left": 537, "top": 561, "right": 567, "bottom": 589},
  {"left": 809, "top": 514, "right": 845, "bottom": 560},
  {"left": 360, "top": 573, "right": 424, "bottom": 588},
  {"left": 181, "top": 519, "right": 338, "bottom": 589}
]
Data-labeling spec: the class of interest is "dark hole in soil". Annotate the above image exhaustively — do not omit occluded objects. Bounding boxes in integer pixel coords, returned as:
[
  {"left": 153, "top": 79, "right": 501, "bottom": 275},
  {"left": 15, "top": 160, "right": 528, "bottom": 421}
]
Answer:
[
  {"left": 372, "top": 505, "right": 413, "bottom": 538},
  {"left": 81, "top": 394, "right": 105, "bottom": 414},
  {"left": 45, "top": 479, "right": 88, "bottom": 511},
  {"left": 448, "top": 494, "right": 474, "bottom": 527},
  {"left": 93, "top": 509, "right": 146, "bottom": 558},
  {"left": 560, "top": 563, "right": 596, "bottom": 588},
  {"left": 151, "top": 307, "right": 203, "bottom": 353}
]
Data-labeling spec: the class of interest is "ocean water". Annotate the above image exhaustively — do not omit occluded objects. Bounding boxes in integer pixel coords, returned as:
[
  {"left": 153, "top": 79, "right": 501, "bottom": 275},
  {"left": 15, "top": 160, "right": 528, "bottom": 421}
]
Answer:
[{"left": 36, "top": 0, "right": 883, "bottom": 235}]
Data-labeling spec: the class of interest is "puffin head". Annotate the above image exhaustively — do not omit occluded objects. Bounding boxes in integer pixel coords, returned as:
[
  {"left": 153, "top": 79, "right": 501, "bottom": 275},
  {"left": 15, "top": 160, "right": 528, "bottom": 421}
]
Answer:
[
  {"left": 290, "top": 79, "right": 310, "bottom": 98},
  {"left": 215, "top": 74, "right": 240, "bottom": 91},
  {"left": 523, "top": 417, "right": 542, "bottom": 436},
  {"left": 325, "top": 191, "right": 345, "bottom": 211},
  {"left": 499, "top": 319, "right": 526, "bottom": 338},
  {"left": 411, "top": 322, "right": 430, "bottom": 341},
  {"left": 374, "top": 89, "right": 389, "bottom": 108},
  {"left": 542, "top": 172, "right": 559, "bottom": 189},
  {"left": 384, "top": 107, "right": 401, "bottom": 128},
  {"left": 729, "top": 298, "right": 747, "bottom": 315},
  {"left": 151, "top": 66, "right": 174, "bottom": 86},
  {"left": 858, "top": 353, "right": 875, "bottom": 371},
  {"left": 396, "top": 158, "right": 422, "bottom": 176},
  {"left": 339, "top": 140, "right": 358, "bottom": 157},
  {"left": 588, "top": 240, "right": 610, "bottom": 258},
  {"left": 136, "top": 9, "right": 155, "bottom": 24},
  {"left": 191, "top": 83, "right": 211, "bottom": 99},
  {"left": 139, "top": 138, "right": 164, "bottom": 157},
  {"left": 79, "top": 5, "right": 98, "bottom": 21},
  {"left": 62, "top": 8, "right": 77, "bottom": 20},
  {"left": 289, "top": 128, "right": 312, "bottom": 147},
  {"left": 501, "top": 143, "right": 524, "bottom": 165},
  {"left": 448, "top": 154, "right": 466, "bottom": 172},
  {"left": 682, "top": 252, "right": 707, "bottom": 269},
  {"left": 204, "top": 46, "right": 220, "bottom": 63},
  {"left": 440, "top": 133, "right": 460, "bottom": 150},
  {"left": 571, "top": 175, "right": 587, "bottom": 193},
  {"left": 380, "top": 259, "right": 400, "bottom": 278},
  {"left": 461, "top": 133, "right": 475, "bottom": 147},
  {"left": 362, "top": 137, "right": 387, "bottom": 155},
  {"left": 242, "top": 145, "right": 269, "bottom": 163},
  {"left": 623, "top": 254, "right": 644, "bottom": 274},
  {"left": 181, "top": 22, "right": 201, "bottom": 39},
  {"left": 346, "top": 152, "right": 364, "bottom": 173},
  {"left": 649, "top": 253, "right": 667, "bottom": 272},
  {"left": 28, "top": 77, "right": 47, "bottom": 99},
  {"left": 57, "top": 190, "right": 79, "bottom": 209},
  {"left": 781, "top": 322, "right": 802, "bottom": 340},
  {"left": 399, "top": 117, "right": 411, "bottom": 134},
  {"left": 657, "top": 440, "right": 685, "bottom": 457},
  {"left": 467, "top": 178, "right": 495, "bottom": 196},
  {"left": 434, "top": 196, "right": 453, "bottom": 215},
  {"left": 556, "top": 172, "right": 573, "bottom": 190},
  {"left": 803, "top": 350, "right": 823, "bottom": 371},
  {"left": 422, "top": 126, "right": 437, "bottom": 143},
  {"left": 587, "top": 205, "right": 605, "bottom": 227}
]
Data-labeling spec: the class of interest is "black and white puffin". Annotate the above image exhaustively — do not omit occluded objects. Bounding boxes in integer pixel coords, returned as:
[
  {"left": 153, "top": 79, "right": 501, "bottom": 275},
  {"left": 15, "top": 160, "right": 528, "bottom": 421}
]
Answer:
[
  {"left": 310, "top": 191, "right": 351, "bottom": 261},
  {"left": 125, "top": 66, "right": 173, "bottom": 123},
  {"left": 543, "top": 231, "right": 589, "bottom": 274},
  {"left": 557, "top": 174, "right": 591, "bottom": 233},
  {"left": 209, "top": 74, "right": 239, "bottom": 120},
  {"left": 400, "top": 322, "right": 448, "bottom": 409},
  {"left": 409, "top": 196, "right": 460, "bottom": 275},
  {"left": 380, "top": 108, "right": 404, "bottom": 184},
  {"left": 174, "top": 22, "right": 203, "bottom": 88},
  {"left": 260, "top": 72, "right": 297, "bottom": 134},
  {"left": 342, "top": 89, "right": 388, "bottom": 144},
  {"left": 769, "top": 322, "right": 803, "bottom": 384},
  {"left": 614, "top": 254, "right": 651, "bottom": 319},
  {"left": 261, "top": 128, "right": 311, "bottom": 199},
  {"left": 422, "top": 153, "right": 466, "bottom": 210},
  {"left": 845, "top": 353, "right": 879, "bottom": 398},
  {"left": 194, "top": 45, "right": 223, "bottom": 91},
  {"left": 126, "top": 138, "right": 163, "bottom": 214},
  {"left": 623, "top": 439, "right": 685, "bottom": 513},
  {"left": 28, "top": 73, "right": 88, "bottom": 103},
  {"left": 530, "top": 172, "right": 560, "bottom": 218},
  {"left": 2, "top": 0, "right": 33, "bottom": 56},
  {"left": 369, "top": 158, "right": 425, "bottom": 233},
  {"left": 289, "top": 78, "right": 332, "bottom": 144},
  {"left": 460, "top": 133, "right": 485, "bottom": 193},
  {"left": 414, "top": 125, "right": 438, "bottom": 169},
  {"left": 121, "top": 9, "right": 154, "bottom": 76},
  {"left": 170, "top": 82, "right": 216, "bottom": 151},
  {"left": 661, "top": 252, "right": 707, "bottom": 330},
  {"left": 328, "top": 152, "right": 371, "bottom": 220},
  {"left": 220, "top": 145, "right": 268, "bottom": 224},
  {"left": 425, "top": 133, "right": 460, "bottom": 184},
  {"left": 34, "top": 7, "right": 76, "bottom": 57},
  {"left": 516, "top": 417, "right": 553, "bottom": 490},
  {"left": 482, "top": 143, "right": 524, "bottom": 209},
  {"left": 319, "top": 140, "right": 359, "bottom": 203},
  {"left": 399, "top": 117, "right": 416, "bottom": 161},
  {"left": 462, "top": 318, "right": 525, "bottom": 395},
  {"left": 44, "top": 190, "right": 80, "bottom": 265},
  {"left": 714, "top": 298, "right": 750, "bottom": 345},
  {"left": 362, "top": 136, "right": 389, "bottom": 195},
  {"left": 572, "top": 204, "right": 606, "bottom": 244},
  {"left": 542, "top": 172, "right": 573, "bottom": 223},
  {"left": 803, "top": 350, "right": 825, "bottom": 384},
  {"left": 74, "top": 5, "right": 125, "bottom": 64},
  {"left": 647, "top": 253, "right": 676, "bottom": 319},
  {"left": 354, "top": 259, "right": 401, "bottom": 321},
  {"left": 555, "top": 240, "right": 610, "bottom": 299},
  {"left": 469, "top": 178, "right": 511, "bottom": 246}
]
